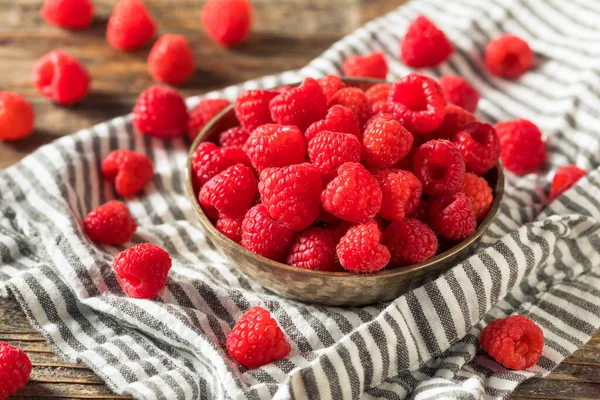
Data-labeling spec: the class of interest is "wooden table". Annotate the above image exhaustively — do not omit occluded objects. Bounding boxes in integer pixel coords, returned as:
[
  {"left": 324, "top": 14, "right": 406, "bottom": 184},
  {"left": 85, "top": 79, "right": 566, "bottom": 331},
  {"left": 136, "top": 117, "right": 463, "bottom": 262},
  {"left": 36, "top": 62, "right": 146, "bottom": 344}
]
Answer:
[{"left": 0, "top": 0, "right": 599, "bottom": 398}]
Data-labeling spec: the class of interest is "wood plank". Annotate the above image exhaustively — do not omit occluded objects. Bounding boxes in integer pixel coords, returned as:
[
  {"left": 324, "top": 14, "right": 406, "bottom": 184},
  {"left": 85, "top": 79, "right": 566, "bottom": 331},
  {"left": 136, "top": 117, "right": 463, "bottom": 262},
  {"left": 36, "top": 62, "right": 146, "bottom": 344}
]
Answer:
[
  {"left": 11, "top": 382, "right": 131, "bottom": 399},
  {"left": 512, "top": 379, "right": 600, "bottom": 399}
]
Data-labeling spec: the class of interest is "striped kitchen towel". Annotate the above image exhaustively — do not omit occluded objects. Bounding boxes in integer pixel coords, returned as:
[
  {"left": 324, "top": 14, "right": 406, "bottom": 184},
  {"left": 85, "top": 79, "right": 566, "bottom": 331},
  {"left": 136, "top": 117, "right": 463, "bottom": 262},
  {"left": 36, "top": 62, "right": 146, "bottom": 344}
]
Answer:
[{"left": 2, "top": 0, "right": 600, "bottom": 398}]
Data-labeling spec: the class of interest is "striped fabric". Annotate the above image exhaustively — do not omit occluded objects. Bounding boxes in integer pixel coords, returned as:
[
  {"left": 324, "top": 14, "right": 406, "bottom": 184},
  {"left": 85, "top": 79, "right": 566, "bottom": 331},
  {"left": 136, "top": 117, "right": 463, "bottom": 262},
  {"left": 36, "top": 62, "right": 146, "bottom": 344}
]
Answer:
[{"left": 1, "top": 0, "right": 600, "bottom": 398}]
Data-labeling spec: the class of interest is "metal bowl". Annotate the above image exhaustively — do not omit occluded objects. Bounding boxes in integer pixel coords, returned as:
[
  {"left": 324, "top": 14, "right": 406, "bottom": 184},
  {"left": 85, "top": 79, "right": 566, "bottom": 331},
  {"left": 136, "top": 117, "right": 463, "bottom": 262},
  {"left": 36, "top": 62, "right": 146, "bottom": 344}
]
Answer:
[{"left": 186, "top": 78, "right": 504, "bottom": 306}]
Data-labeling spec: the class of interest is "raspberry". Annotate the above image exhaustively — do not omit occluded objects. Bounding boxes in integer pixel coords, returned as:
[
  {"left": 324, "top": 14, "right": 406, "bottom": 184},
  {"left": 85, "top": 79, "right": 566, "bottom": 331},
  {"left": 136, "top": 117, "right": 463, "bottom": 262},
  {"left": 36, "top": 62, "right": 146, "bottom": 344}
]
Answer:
[
  {"left": 485, "top": 35, "right": 533, "bottom": 79},
  {"left": 0, "top": 92, "right": 34, "bottom": 141},
  {"left": 107, "top": 0, "right": 155, "bottom": 51},
  {"left": 32, "top": 50, "right": 90, "bottom": 105},
  {"left": 407, "top": 198, "right": 430, "bottom": 223},
  {"left": 329, "top": 87, "right": 373, "bottom": 127},
  {"left": 321, "top": 162, "right": 382, "bottom": 223},
  {"left": 459, "top": 172, "right": 494, "bottom": 223},
  {"left": 132, "top": 85, "right": 188, "bottom": 138},
  {"left": 226, "top": 306, "right": 291, "bottom": 368},
  {"left": 188, "top": 98, "right": 232, "bottom": 140},
  {"left": 373, "top": 169, "right": 422, "bottom": 222},
  {"left": 234, "top": 89, "right": 278, "bottom": 131},
  {"left": 429, "top": 192, "right": 476, "bottom": 241},
  {"left": 275, "top": 86, "right": 292, "bottom": 94},
  {"left": 240, "top": 204, "right": 294, "bottom": 261},
  {"left": 495, "top": 119, "right": 545, "bottom": 175},
  {"left": 383, "top": 219, "right": 438, "bottom": 267},
  {"left": 113, "top": 243, "right": 171, "bottom": 299},
  {"left": 148, "top": 34, "right": 195, "bottom": 85},
  {"left": 342, "top": 51, "right": 388, "bottom": 80},
  {"left": 427, "top": 104, "right": 476, "bottom": 140},
  {"left": 439, "top": 75, "right": 480, "bottom": 113},
  {"left": 101, "top": 150, "right": 154, "bottom": 197},
  {"left": 362, "top": 116, "right": 413, "bottom": 169},
  {"left": 549, "top": 165, "right": 587, "bottom": 201},
  {"left": 336, "top": 221, "right": 390, "bottom": 273},
  {"left": 413, "top": 139, "right": 465, "bottom": 196},
  {"left": 388, "top": 73, "right": 446, "bottom": 134},
  {"left": 200, "top": 164, "right": 257, "bottom": 219},
  {"left": 191, "top": 142, "right": 249, "bottom": 187},
  {"left": 286, "top": 227, "right": 338, "bottom": 271},
  {"left": 0, "top": 342, "right": 32, "bottom": 399},
  {"left": 318, "top": 75, "right": 346, "bottom": 104},
  {"left": 452, "top": 122, "right": 501, "bottom": 175},
  {"left": 83, "top": 201, "right": 137, "bottom": 245},
  {"left": 308, "top": 131, "right": 361, "bottom": 181},
  {"left": 365, "top": 83, "right": 391, "bottom": 106},
  {"left": 259, "top": 163, "right": 322, "bottom": 231},
  {"left": 219, "top": 127, "right": 250, "bottom": 148},
  {"left": 201, "top": 0, "right": 252, "bottom": 47},
  {"left": 41, "top": 0, "right": 93, "bottom": 29},
  {"left": 304, "top": 105, "right": 360, "bottom": 142},
  {"left": 270, "top": 78, "right": 328, "bottom": 132},
  {"left": 216, "top": 216, "right": 243, "bottom": 243},
  {"left": 401, "top": 15, "right": 454, "bottom": 68},
  {"left": 480, "top": 315, "right": 544, "bottom": 370},
  {"left": 243, "top": 124, "right": 305, "bottom": 172},
  {"left": 318, "top": 207, "right": 342, "bottom": 225}
]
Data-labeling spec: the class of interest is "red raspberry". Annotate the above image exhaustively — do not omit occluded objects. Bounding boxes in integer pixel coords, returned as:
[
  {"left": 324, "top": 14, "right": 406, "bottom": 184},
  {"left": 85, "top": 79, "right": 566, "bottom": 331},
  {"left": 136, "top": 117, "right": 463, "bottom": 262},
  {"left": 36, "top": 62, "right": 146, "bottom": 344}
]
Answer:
[
  {"left": 304, "top": 105, "right": 360, "bottom": 142},
  {"left": 413, "top": 139, "right": 465, "bottom": 196},
  {"left": 401, "top": 15, "right": 454, "bottom": 68},
  {"left": 549, "top": 165, "right": 587, "bottom": 201},
  {"left": 0, "top": 342, "right": 32, "bottom": 399},
  {"left": 216, "top": 216, "right": 243, "bottom": 243},
  {"left": 113, "top": 243, "right": 172, "bottom": 299},
  {"left": 336, "top": 221, "right": 390, "bottom": 273},
  {"left": 148, "top": 34, "right": 195, "bottom": 85},
  {"left": 83, "top": 201, "right": 137, "bottom": 245},
  {"left": 329, "top": 87, "right": 373, "bottom": 127},
  {"left": 226, "top": 306, "right": 291, "bottom": 368},
  {"left": 427, "top": 104, "right": 476, "bottom": 140},
  {"left": 429, "top": 192, "right": 476, "bottom": 241},
  {"left": 132, "top": 85, "right": 188, "bottom": 138},
  {"left": 270, "top": 78, "right": 328, "bottom": 132},
  {"left": 321, "top": 162, "right": 382, "bottom": 223},
  {"left": 383, "top": 219, "right": 438, "bottom": 267},
  {"left": 480, "top": 315, "right": 544, "bottom": 370},
  {"left": 459, "top": 172, "right": 494, "bottom": 223},
  {"left": 439, "top": 75, "right": 480, "bottom": 113},
  {"left": 240, "top": 204, "right": 294, "bottom": 261},
  {"left": 200, "top": 164, "right": 257, "bottom": 219},
  {"left": 234, "top": 89, "right": 278, "bottom": 131},
  {"left": 106, "top": 0, "right": 156, "bottom": 51},
  {"left": 452, "top": 122, "right": 501, "bottom": 175},
  {"left": 318, "top": 207, "right": 342, "bottom": 225},
  {"left": 32, "top": 50, "right": 90, "bottom": 105},
  {"left": 362, "top": 116, "right": 413, "bottom": 169},
  {"left": 318, "top": 75, "right": 346, "bottom": 104},
  {"left": 373, "top": 169, "right": 422, "bottom": 222},
  {"left": 41, "top": 0, "right": 93, "bottom": 29},
  {"left": 275, "top": 86, "right": 292, "bottom": 94},
  {"left": 308, "top": 131, "right": 361, "bottom": 181},
  {"left": 485, "top": 35, "right": 533, "bottom": 79},
  {"left": 191, "top": 142, "right": 249, "bottom": 187},
  {"left": 219, "top": 127, "right": 250, "bottom": 148},
  {"left": 342, "top": 51, "right": 388, "bottom": 80},
  {"left": 243, "top": 124, "right": 305, "bottom": 172},
  {"left": 0, "top": 92, "right": 34, "bottom": 141},
  {"left": 495, "top": 119, "right": 545, "bottom": 175},
  {"left": 201, "top": 0, "right": 252, "bottom": 47},
  {"left": 365, "top": 83, "right": 391, "bottom": 106},
  {"left": 286, "top": 227, "right": 338, "bottom": 271},
  {"left": 407, "top": 198, "right": 430, "bottom": 223},
  {"left": 101, "top": 150, "right": 154, "bottom": 197},
  {"left": 259, "top": 163, "right": 322, "bottom": 231},
  {"left": 388, "top": 73, "right": 446, "bottom": 134},
  {"left": 188, "top": 98, "right": 232, "bottom": 140}
]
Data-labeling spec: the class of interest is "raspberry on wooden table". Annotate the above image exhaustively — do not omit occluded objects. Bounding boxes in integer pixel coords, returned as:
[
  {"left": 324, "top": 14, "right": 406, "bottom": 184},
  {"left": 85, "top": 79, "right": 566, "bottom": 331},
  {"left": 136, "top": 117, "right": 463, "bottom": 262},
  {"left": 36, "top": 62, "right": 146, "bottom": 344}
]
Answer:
[
  {"left": 439, "top": 75, "right": 480, "bottom": 113},
  {"left": 329, "top": 87, "right": 373, "bottom": 127},
  {"left": 429, "top": 192, "right": 476, "bottom": 241},
  {"left": 452, "top": 122, "right": 501, "bottom": 175},
  {"left": 32, "top": 50, "right": 90, "bottom": 105},
  {"left": 495, "top": 119, "right": 545, "bottom": 175},
  {"left": 132, "top": 85, "right": 189, "bottom": 139},
  {"left": 308, "top": 131, "right": 362, "bottom": 182},
  {"left": 459, "top": 172, "right": 494, "bottom": 223},
  {"left": 401, "top": 15, "right": 454, "bottom": 68},
  {"left": 83, "top": 201, "right": 137, "bottom": 245},
  {"left": 485, "top": 35, "right": 533, "bottom": 79},
  {"left": 219, "top": 127, "right": 250, "bottom": 148},
  {"left": 41, "top": 0, "right": 94, "bottom": 29},
  {"left": 234, "top": 89, "right": 278, "bottom": 131},
  {"left": 216, "top": 216, "right": 243, "bottom": 243},
  {"left": 269, "top": 77, "right": 328, "bottom": 132},
  {"left": 0, "top": 341, "right": 32, "bottom": 399},
  {"left": 373, "top": 168, "right": 422, "bottom": 222},
  {"left": 304, "top": 104, "right": 361, "bottom": 142},
  {"left": 427, "top": 104, "right": 476, "bottom": 140},
  {"left": 413, "top": 139, "right": 466, "bottom": 196},
  {"left": 336, "top": 221, "right": 390, "bottom": 273},
  {"left": 226, "top": 306, "right": 291, "bottom": 369},
  {"left": 243, "top": 124, "right": 305, "bottom": 172},
  {"left": 0, "top": 91, "right": 34, "bottom": 141},
  {"left": 318, "top": 74, "right": 346, "bottom": 104},
  {"left": 365, "top": 83, "right": 391, "bottom": 107},
  {"left": 113, "top": 243, "right": 172, "bottom": 299},
  {"left": 383, "top": 218, "right": 438, "bottom": 267},
  {"left": 188, "top": 98, "right": 232, "bottom": 140},
  {"left": 286, "top": 227, "right": 339, "bottom": 271},
  {"left": 191, "top": 142, "right": 249, "bottom": 188},
  {"left": 200, "top": 164, "right": 257, "bottom": 220},
  {"left": 201, "top": 0, "right": 253, "bottom": 47},
  {"left": 148, "top": 34, "right": 195, "bottom": 85},
  {"left": 240, "top": 204, "right": 294, "bottom": 261},
  {"left": 106, "top": 0, "right": 156, "bottom": 51},
  {"left": 549, "top": 165, "right": 587, "bottom": 201},
  {"left": 101, "top": 150, "right": 154, "bottom": 197},
  {"left": 343, "top": 51, "right": 388, "bottom": 80},
  {"left": 480, "top": 315, "right": 544, "bottom": 370},
  {"left": 362, "top": 116, "right": 413, "bottom": 169}
]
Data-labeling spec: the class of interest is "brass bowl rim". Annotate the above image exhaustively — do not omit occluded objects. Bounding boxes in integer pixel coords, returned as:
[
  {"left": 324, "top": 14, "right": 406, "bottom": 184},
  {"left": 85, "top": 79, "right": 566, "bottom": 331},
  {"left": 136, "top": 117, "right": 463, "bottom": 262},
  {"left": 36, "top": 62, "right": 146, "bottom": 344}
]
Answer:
[{"left": 185, "top": 77, "right": 505, "bottom": 280}]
